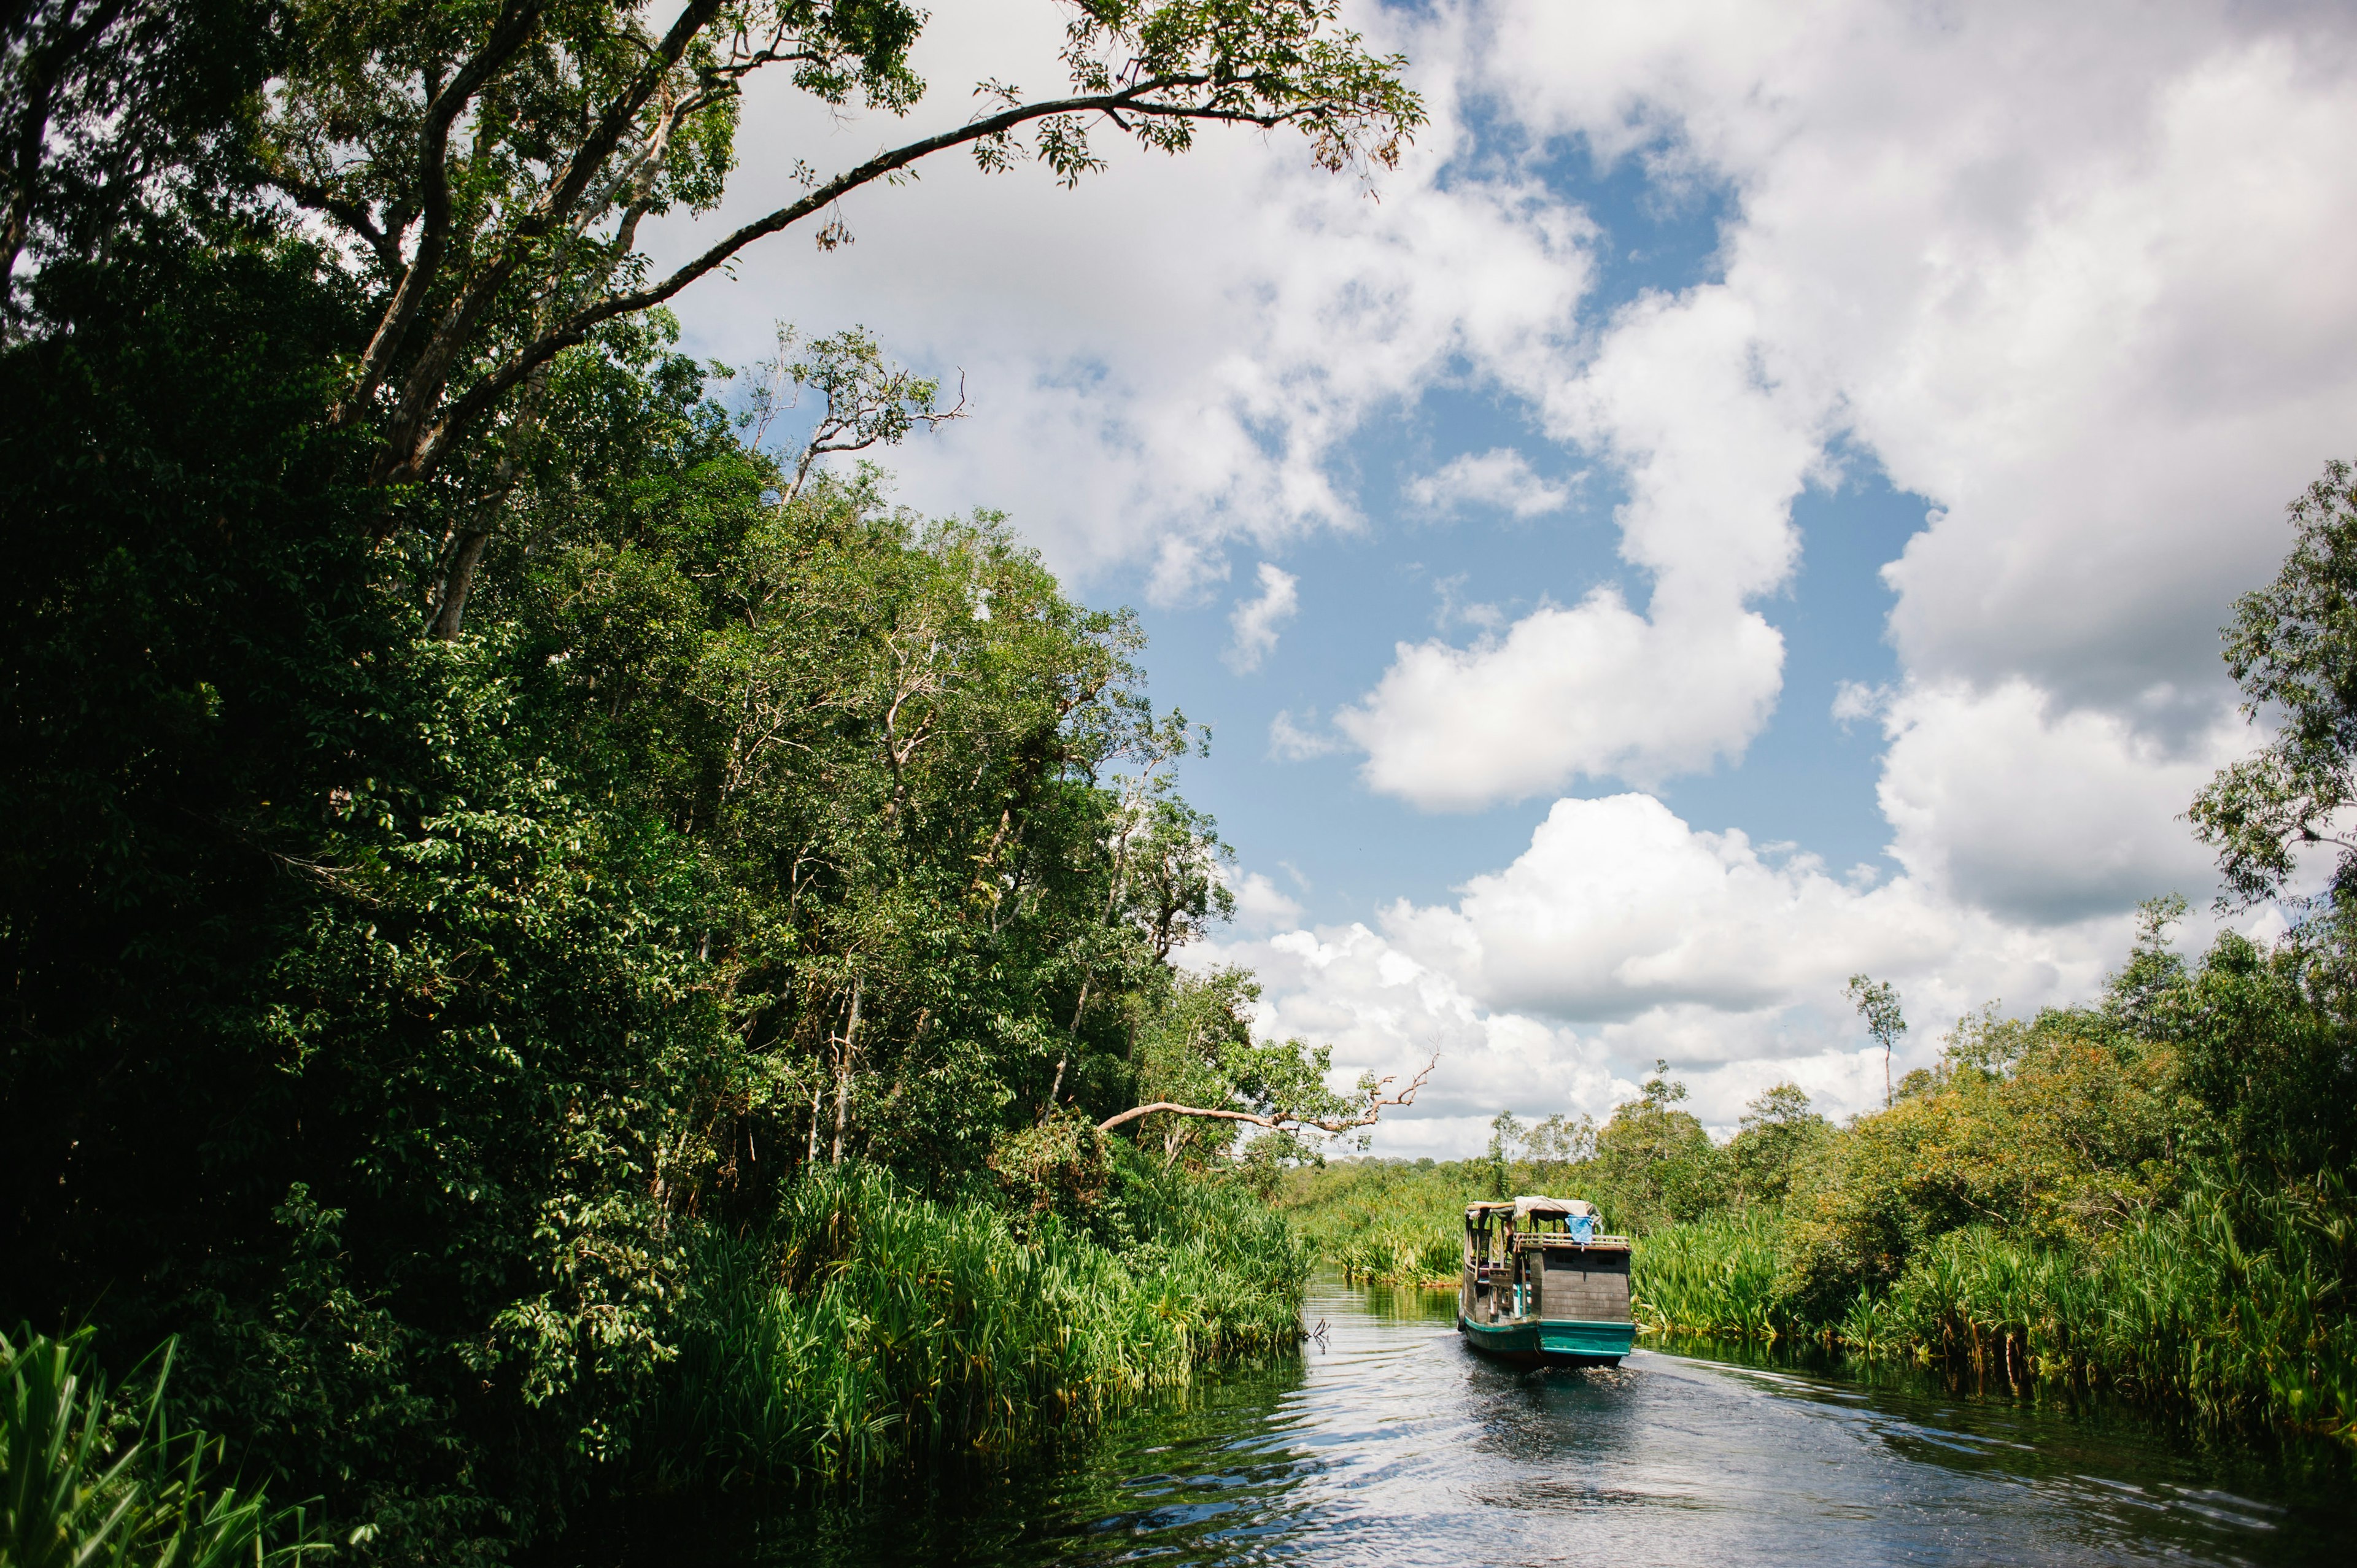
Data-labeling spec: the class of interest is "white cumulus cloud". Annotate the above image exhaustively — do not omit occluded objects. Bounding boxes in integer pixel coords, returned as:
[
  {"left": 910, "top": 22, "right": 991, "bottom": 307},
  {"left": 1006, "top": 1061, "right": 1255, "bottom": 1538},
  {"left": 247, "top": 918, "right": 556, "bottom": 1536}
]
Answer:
[
  {"left": 1219, "top": 866, "right": 1307, "bottom": 933},
  {"left": 1334, "top": 589, "right": 1783, "bottom": 808},
  {"left": 1207, "top": 791, "right": 2217, "bottom": 1139},
  {"left": 647, "top": 1, "right": 1595, "bottom": 598},
  {"left": 1873, "top": 681, "right": 2238, "bottom": 923},
  {"left": 1384, "top": 795, "right": 1985, "bottom": 1027},
  {"left": 1336, "top": 283, "right": 1825, "bottom": 808},
  {"left": 1188, "top": 920, "right": 1629, "bottom": 1153},
  {"left": 1485, "top": 0, "right": 2357, "bottom": 713}
]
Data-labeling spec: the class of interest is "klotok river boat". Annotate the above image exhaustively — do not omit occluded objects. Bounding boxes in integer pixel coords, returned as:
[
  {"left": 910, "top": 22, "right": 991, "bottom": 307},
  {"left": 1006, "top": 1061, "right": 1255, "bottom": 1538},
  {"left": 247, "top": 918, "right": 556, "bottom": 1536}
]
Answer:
[{"left": 1457, "top": 1197, "right": 1637, "bottom": 1369}]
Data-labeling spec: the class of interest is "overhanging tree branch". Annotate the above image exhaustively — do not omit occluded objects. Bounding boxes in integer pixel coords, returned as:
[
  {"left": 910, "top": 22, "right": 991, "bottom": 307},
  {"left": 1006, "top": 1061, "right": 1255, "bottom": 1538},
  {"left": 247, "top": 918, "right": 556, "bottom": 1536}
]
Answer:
[
  {"left": 387, "top": 74, "right": 1357, "bottom": 484},
  {"left": 378, "top": 0, "right": 727, "bottom": 460},
  {"left": 1097, "top": 1054, "right": 1436, "bottom": 1136},
  {"left": 339, "top": 0, "right": 546, "bottom": 422}
]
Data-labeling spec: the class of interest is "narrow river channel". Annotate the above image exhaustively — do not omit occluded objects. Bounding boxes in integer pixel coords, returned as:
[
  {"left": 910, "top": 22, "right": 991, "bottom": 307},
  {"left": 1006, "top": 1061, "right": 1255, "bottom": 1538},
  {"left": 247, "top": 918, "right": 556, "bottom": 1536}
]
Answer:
[{"left": 625, "top": 1272, "right": 2355, "bottom": 1566}]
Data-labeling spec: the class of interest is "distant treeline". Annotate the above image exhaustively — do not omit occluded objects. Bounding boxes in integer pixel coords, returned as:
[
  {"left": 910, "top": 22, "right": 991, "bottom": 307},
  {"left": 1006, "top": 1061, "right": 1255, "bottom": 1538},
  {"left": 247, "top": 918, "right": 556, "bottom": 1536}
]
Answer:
[{"left": 1286, "top": 895, "right": 2357, "bottom": 1435}]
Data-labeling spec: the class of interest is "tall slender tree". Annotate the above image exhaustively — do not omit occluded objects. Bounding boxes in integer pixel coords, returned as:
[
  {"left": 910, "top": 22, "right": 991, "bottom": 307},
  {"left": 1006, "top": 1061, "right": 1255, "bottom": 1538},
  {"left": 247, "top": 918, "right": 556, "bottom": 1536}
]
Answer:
[{"left": 1846, "top": 974, "right": 1907, "bottom": 1109}]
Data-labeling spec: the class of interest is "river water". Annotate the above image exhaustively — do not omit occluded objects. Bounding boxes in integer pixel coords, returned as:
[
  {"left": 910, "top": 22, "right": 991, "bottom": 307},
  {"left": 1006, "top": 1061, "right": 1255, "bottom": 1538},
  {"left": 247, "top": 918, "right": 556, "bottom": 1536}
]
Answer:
[{"left": 636, "top": 1272, "right": 2353, "bottom": 1567}]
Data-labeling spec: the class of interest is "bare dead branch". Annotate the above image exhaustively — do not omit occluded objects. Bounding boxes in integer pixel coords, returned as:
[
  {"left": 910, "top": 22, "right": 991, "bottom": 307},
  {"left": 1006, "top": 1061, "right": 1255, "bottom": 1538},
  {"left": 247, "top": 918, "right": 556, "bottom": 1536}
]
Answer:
[{"left": 1096, "top": 1054, "right": 1437, "bottom": 1136}]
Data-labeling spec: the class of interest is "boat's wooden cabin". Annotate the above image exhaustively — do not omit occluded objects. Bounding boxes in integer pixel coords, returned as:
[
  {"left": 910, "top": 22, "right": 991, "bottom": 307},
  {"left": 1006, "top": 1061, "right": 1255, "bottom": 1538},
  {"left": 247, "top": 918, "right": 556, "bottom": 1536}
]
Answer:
[{"left": 1459, "top": 1197, "right": 1632, "bottom": 1330}]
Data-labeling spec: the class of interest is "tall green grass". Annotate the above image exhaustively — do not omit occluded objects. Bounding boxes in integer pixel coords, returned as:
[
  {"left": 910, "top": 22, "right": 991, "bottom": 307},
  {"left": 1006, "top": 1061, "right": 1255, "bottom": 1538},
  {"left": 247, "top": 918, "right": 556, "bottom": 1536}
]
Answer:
[
  {"left": 1846, "top": 1170, "right": 2357, "bottom": 1431},
  {"left": 1, "top": 1327, "right": 320, "bottom": 1567},
  {"left": 1628, "top": 1208, "right": 1789, "bottom": 1340},
  {"left": 1633, "top": 1170, "right": 2357, "bottom": 1438},
  {"left": 1329, "top": 1229, "right": 1461, "bottom": 1287},
  {"left": 1279, "top": 1161, "right": 1480, "bottom": 1287},
  {"left": 641, "top": 1165, "right": 1308, "bottom": 1483}
]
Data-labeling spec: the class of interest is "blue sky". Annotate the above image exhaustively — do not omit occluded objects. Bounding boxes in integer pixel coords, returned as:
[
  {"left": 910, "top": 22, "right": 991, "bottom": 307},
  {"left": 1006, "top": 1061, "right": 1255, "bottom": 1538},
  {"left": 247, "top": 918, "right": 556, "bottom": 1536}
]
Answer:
[
  {"left": 652, "top": 0, "right": 2357, "bottom": 1148},
  {"left": 1128, "top": 425, "right": 1925, "bottom": 927}
]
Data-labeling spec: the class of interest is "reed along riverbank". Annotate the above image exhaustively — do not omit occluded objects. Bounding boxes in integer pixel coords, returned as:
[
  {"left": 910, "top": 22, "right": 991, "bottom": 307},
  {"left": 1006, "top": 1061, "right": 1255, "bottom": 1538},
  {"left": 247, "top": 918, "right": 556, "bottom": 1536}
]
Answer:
[
  {"left": 1279, "top": 905, "right": 2357, "bottom": 1441},
  {"left": 1288, "top": 1165, "right": 2357, "bottom": 1439},
  {"left": 638, "top": 1160, "right": 1309, "bottom": 1486},
  {"left": 2, "top": 1154, "right": 1308, "bottom": 1567}
]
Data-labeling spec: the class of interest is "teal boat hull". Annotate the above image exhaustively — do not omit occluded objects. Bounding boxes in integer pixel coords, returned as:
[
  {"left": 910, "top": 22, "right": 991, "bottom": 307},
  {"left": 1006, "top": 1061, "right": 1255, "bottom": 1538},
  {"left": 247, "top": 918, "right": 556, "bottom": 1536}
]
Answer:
[{"left": 1458, "top": 1315, "right": 1635, "bottom": 1369}]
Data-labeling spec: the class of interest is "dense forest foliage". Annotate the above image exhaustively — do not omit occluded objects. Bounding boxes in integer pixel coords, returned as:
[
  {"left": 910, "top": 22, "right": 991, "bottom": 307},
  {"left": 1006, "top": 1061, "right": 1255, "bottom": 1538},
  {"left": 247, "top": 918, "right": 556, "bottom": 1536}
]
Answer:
[
  {"left": 5, "top": 0, "right": 2352, "bottom": 1557},
  {"left": 0, "top": 2, "right": 1422, "bottom": 1563}
]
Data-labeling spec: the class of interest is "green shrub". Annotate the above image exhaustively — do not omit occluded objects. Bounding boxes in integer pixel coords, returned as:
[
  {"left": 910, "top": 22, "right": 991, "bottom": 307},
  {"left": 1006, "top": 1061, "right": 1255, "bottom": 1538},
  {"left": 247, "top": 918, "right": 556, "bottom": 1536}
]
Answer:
[
  {"left": 1864, "top": 1167, "right": 2357, "bottom": 1432},
  {"left": 1625, "top": 1167, "right": 2357, "bottom": 1439}
]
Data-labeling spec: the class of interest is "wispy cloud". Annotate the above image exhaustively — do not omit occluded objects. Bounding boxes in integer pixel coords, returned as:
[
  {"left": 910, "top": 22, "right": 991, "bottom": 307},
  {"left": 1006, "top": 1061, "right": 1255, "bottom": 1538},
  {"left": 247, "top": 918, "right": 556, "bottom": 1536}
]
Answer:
[
  {"left": 1832, "top": 680, "right": 1889, "bottom": 728},
  {"left": 1404, "top": 447, "right": 1575, "bottom": 521},
  {"left": 1225, "top": 562, "right": 1299, "bottom": 673},
  {"left": 1269, "top": 707, "right": 1344, "bottom": 761},
  {"left": 1432, "top": 572, "right": 1506, "bottom": 633}
]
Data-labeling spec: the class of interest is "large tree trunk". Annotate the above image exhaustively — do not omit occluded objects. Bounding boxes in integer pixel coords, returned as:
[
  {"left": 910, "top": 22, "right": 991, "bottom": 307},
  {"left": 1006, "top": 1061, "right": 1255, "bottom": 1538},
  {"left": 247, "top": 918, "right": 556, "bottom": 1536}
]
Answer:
[
  {"left": 1043, "top": 975, "right": 1089, "bottom": 1114},
  {"left": 426, "top": 528, "right": 489, "bottom": 639},
  {"left": 424, "top": 363, "right": 548, "bottom": 639},
  {"left": 829, "top": 976, "right": 863, "bottom": 1164}
]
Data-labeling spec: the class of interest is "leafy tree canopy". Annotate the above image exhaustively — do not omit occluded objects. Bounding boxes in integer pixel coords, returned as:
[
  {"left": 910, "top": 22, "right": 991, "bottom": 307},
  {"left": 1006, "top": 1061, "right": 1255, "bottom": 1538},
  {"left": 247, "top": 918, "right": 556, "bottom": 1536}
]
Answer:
[
  {"left": 2191, "top": 458, "right": 2357, "bottom": 912},
  {"left": 0, "top": 4, "right": 1425, "bottom": 1553}
]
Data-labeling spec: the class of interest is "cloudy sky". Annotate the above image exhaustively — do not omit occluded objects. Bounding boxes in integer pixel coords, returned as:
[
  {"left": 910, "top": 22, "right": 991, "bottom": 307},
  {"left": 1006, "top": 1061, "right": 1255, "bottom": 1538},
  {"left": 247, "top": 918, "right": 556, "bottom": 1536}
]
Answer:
[{"left": 648, "top": 0, "right": 2357, "bottom": 1149}]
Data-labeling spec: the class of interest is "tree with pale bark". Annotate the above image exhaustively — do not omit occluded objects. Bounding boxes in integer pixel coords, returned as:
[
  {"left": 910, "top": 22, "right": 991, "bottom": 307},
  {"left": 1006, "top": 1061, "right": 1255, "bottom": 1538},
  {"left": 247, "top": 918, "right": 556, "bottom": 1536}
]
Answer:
[{"left": 1107, "top": 967, "right": 1434, "bottom": 1152}]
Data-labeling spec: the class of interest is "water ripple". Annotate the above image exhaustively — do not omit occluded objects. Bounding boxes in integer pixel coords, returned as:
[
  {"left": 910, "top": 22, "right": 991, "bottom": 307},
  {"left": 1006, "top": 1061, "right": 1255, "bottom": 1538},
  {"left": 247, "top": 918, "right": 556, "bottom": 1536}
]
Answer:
[{"left": 613, "top": 1274, "right": 2354, "bottom": 1568}]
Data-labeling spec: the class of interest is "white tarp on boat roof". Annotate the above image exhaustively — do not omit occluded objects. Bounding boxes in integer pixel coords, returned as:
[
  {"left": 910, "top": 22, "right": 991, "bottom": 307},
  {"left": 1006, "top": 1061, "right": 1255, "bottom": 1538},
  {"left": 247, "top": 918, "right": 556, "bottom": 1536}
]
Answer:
[
  {"left": 1466, "top": 1195, "right": 1598, "bottom": 1219},
  {"left": 1498, "top": 1195, "right": 1595, "bottom": 1218}
]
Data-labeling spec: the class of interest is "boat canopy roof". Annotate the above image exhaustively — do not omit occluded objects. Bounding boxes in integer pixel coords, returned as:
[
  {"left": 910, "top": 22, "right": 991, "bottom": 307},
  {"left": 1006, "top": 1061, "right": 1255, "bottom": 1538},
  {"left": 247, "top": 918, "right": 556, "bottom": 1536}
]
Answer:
[{"left": 1465, "top": 1195, "right": 1598, "bottom": 1220}]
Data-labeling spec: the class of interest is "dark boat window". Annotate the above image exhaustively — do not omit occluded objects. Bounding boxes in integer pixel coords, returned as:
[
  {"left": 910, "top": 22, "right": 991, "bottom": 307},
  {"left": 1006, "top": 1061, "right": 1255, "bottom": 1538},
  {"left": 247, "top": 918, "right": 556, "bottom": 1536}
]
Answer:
[{"left": 1542, "top": 1249, "right": 1628, "bottom": 1272}]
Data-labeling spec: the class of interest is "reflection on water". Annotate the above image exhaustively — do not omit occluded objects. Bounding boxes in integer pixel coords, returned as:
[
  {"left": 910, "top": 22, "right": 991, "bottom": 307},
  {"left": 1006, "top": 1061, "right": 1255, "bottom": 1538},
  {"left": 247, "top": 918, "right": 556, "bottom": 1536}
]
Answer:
[{"left": 595, "top": 1273, "right": 2353, "bottom": 1567}]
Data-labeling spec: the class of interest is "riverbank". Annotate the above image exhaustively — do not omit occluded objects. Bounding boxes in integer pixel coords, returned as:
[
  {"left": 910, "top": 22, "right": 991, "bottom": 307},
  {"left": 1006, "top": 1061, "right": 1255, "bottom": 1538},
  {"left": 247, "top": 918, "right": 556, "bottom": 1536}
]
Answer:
[
  {"left": 2, "top": 243, "right": 1378, "bottom": 1565},
  {"left": 7, "top": 1159, "right": 1307, "bottom": 1568},
  {"left": 1286, "top": 1165, "right": 2356, "bottom": 1439},
  {"left": 1277, "top": 916, "right": 2357, "bottom": 1444},
  {"left": 589, "top": 1269, "right": 2357, "bottom": 1568}
]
